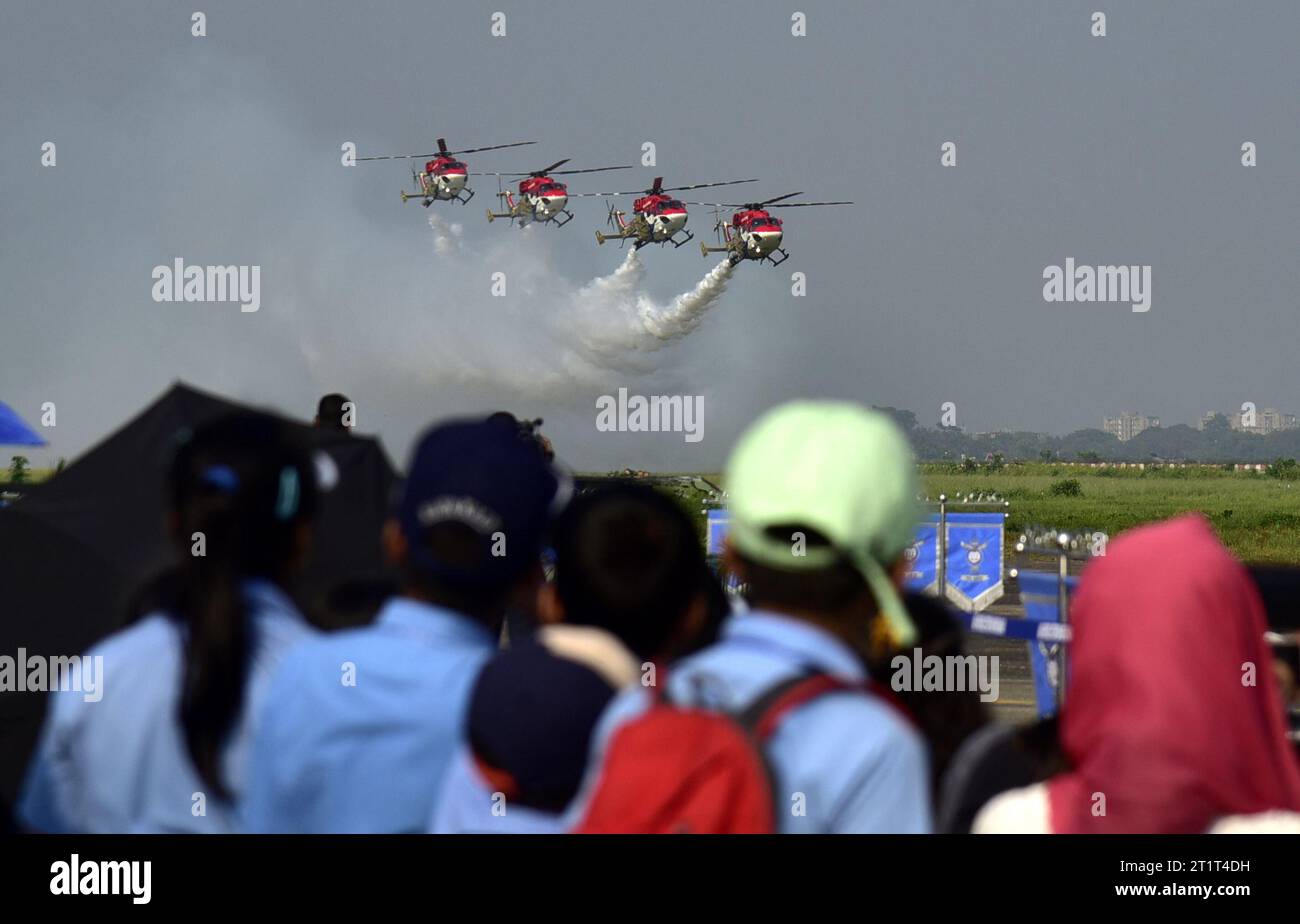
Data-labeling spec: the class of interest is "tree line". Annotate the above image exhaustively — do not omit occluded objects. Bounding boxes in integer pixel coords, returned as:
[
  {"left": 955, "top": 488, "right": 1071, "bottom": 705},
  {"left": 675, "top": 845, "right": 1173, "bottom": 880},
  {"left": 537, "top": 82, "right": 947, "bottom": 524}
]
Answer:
[{"left": 875, "top": 408, "right": 1300, "bottom": 465}]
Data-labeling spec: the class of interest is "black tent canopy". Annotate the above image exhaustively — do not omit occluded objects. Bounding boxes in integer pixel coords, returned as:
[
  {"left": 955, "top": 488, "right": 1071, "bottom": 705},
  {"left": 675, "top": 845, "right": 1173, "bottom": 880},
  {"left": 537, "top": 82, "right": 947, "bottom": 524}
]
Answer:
[{"left": 0, "top": 382, "right": 398, "bottom": 804}]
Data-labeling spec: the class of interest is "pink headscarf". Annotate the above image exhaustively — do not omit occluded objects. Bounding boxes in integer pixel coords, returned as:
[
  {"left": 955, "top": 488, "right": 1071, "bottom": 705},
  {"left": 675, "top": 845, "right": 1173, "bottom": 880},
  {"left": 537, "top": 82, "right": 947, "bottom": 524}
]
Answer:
[{"left": 1049, "top": 515, "right": 1300, "bottom": 833}]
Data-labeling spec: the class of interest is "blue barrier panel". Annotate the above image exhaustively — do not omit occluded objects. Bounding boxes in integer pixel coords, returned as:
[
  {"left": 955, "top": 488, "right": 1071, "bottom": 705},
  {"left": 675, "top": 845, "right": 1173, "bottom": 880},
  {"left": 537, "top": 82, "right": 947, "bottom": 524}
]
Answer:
[
  {"left": 705, "top": 508, "right": 730, "bottom": 557},
  {"left": 1016, "top": 570, "right": 1079, "bottom": 718},
  {"left": 952, "top": 610, "right": 1072, "bottom": 643},
  {"left": 704, "top": 509, "right": 745, "bottom": 593}
]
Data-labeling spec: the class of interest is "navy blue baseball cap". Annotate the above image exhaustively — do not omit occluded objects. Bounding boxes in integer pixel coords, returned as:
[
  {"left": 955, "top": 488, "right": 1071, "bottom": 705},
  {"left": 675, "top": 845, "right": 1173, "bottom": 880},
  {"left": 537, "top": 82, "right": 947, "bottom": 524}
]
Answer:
[
  {"left": 468, "top": 626, "right": 640, "bottom": 812},
  {"left": 468, "top": 642, "right": 617, "bottom": 812},
  {"left": 398, "top": 417, "right": 567, "bottom": 588}
]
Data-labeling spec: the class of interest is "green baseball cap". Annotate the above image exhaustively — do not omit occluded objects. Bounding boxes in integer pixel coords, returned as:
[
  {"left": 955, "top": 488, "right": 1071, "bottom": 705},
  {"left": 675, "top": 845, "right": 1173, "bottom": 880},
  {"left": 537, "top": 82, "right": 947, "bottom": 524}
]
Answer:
[{"left": 725, "top": 400, "right": 918, "bottom": 646}]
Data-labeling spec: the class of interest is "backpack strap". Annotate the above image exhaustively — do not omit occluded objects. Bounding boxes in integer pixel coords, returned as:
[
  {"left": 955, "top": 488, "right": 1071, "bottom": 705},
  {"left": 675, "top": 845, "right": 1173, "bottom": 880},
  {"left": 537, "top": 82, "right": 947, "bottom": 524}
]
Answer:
[
  {"left": 737, "top": 671, "right": 918, "bottom": 742},
  {"left": 656, "top": 667, "right": 918, "bottom": 736},
  {"left": 865, "top": 677, "right": 920, "bottom": 728},
  {"left": 735, "top": 672, "right": 863, "bottom": 743}
]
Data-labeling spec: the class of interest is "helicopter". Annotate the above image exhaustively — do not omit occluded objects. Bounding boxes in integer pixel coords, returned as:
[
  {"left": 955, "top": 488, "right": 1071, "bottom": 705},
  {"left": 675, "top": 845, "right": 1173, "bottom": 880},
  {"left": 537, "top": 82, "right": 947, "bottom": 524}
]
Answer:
[
  {"left": 585, "top": 176, "right": 758, "bottom": 249},
  {"left": 481, "top": 159, "right": 633, "bottom": 227},
  {"left": 692, "top": 192, "right": 853, "bottom": 266},
  {"left": 355, "top": 137, "right": 536, "bottom": 207}
]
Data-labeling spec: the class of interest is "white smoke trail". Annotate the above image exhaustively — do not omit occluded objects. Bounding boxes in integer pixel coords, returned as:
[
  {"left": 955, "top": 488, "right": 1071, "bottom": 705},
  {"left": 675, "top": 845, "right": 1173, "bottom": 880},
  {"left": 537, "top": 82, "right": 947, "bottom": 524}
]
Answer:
[
  {"left": 305, "top": 216, "right": 736, "bottom": 400},
  {"left": 565, "top": 248, "right": 735, "bottom": 364},
  {"left": 638, "top": 255, "right": 735, "bottom": 342},
  {"left": 427, "top": 213, "right": 464, "bottom": 255}
]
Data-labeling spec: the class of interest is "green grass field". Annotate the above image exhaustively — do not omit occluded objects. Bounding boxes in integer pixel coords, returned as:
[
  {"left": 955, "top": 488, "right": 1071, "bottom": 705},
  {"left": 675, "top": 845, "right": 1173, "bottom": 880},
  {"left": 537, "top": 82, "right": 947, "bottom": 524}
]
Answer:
[
  {"left": 923, "top": 463, "right": 1300, "bottom": 564},
  {"left": 655, "top": 462, "right": 1300, "bottom": 565}
]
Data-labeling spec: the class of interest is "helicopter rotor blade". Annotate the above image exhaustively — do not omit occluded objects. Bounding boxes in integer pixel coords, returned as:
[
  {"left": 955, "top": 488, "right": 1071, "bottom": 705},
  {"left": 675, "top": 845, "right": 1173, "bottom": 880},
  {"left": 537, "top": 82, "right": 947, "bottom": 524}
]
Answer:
[
  {"left": 442, "top": 140, "right": 537, "bottom": 156},
  {"left": 657, "top": 178, "right": 759, "bottom": 193},
  {"left": 765, "top": 200, "right": 855, "bottom": 208},
  {"left": 681, "top": 192, "right": 852, "bottom": 209},
  {"left": 482, "top": 158, "right": 575, "bottom": 178},
  {"left": 356, "top": 153, "right": 443, "bottom": 162},
  {"left": 529, "top": 158, "right": 572, "bottom": 176},
  {"left": 578, "top": 178, "right": 761, "bottom": 199},
  {"left": 357, "top": 140, "right": 537, "bottom": 162},
  {"left": 758, "top": 191, "right": 804, "bottom": 206},
  {"left": 679, "top": 192, "right": 803, "bottom": 209},
  {"left": 547, "top": 164, "right": 632, "bottom": 176}
]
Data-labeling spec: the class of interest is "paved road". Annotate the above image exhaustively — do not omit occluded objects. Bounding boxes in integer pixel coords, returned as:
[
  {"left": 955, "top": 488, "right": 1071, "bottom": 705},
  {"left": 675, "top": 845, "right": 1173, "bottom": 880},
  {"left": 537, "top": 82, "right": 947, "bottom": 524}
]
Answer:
[{"left": 966, "top": 632, "right": 1040, "bottom": 725}]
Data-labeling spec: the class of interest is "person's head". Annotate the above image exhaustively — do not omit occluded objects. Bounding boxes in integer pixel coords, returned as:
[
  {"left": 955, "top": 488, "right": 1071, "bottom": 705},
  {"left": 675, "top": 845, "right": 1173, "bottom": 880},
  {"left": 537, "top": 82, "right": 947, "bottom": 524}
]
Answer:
[
  {"left": 722, "top": 400, "right": 919, "bottom": 653},
  {"left": 538, "top": 483, "right": 712, "bottom": 662},
  {"left": 1050, "top": 515, "right": 1300, "bottom": 832},
  {"left": 486, "top": 410, "right": 554, "bottom": 462},
  {"left": 167, "top": 412, "right": 320, "bottom": 798},
  {"left": 384, "top": 417, "right": 563, "bottom": 628},
  {"left": 468, "top": 628, "right": 640, "bottom": 813},
  {"left": 1248, "top": 566, "right": 1300, "bottom": 719},
  {"left": 314, "top": 393, "right": 352, "bottom": 432}
]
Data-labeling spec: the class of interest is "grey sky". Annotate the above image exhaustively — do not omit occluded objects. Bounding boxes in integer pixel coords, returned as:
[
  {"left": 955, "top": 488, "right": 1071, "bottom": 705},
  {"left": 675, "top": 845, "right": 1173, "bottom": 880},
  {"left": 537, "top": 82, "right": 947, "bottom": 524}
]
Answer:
[{"left": 3, "top": 1, "right": 1298, "bottom": 472}]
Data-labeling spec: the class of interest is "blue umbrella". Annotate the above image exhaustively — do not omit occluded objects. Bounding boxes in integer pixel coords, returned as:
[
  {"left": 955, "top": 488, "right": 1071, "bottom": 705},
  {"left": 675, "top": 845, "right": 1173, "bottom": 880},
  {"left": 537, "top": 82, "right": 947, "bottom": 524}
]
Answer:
[{"left": 0, "top": 402, "right": 45, "bottom": 446}]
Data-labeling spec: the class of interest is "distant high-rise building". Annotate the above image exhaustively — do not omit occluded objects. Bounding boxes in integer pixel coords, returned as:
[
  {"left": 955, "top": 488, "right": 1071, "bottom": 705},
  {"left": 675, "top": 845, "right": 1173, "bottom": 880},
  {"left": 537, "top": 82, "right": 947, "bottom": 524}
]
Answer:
[
  {"left": 1103, "top": 412, "right": 1159, "bottom": 442},
  {"left": 1257, "top": 408, "right": 1297, "bottom": 435},
  {"left": 1198, "top": 408, "right": 1297, "bottom": 435}
]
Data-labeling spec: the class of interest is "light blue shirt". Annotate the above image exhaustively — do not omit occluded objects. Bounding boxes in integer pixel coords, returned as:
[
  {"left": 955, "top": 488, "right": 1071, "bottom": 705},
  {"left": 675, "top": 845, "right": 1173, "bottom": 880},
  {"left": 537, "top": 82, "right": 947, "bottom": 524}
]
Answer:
[
  {"left": 429, "top": 746, "right": 567, "bottom": 834},
  {"left": 18, "top": 581, "right": 314, "bottom": 833},
  {"left": 243, "top": 597, "right": 496, "bottom": 833},
  {"left": 568, "top": 611, "right": 933, "bottom": 833}
]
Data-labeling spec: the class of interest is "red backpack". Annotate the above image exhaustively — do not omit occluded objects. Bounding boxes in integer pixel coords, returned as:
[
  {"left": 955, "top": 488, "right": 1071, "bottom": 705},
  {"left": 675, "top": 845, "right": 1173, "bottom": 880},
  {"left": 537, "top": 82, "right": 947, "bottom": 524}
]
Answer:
[{"left": 574, "top": 672, "right": 906, "bottom": 834}]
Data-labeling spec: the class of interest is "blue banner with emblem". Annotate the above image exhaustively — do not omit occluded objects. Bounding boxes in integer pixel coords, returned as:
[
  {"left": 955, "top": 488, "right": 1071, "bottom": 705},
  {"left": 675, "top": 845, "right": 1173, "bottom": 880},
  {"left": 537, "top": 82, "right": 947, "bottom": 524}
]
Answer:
[
  {"left": 901, "top": 521, "right": 939, "bottom": 594},
  {"left": 704, "top": 508, "right": 745, "bottom": 593},
  {"left": 702, "top": 509, "right": 1002, "bottom": 609},
  {"left": 941, "top": 512, "right": 1006, "bottom": 611}
]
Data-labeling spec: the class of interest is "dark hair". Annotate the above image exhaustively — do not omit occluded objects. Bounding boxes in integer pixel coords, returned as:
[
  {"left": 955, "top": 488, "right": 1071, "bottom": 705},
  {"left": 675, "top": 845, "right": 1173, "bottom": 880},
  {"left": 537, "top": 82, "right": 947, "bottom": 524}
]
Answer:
[
  {"left": 485, "top": 411, "right": 518, "bottom": 427},
  {"left": 486, "top": 411, "right": 553, "bottom": 461},
  {"left": 736, "top": 524, "right": 873, "bottom": 613},
  {"left": 316, "top": 393, "right": 351, "bottom": 431},
  {"left": 551, "top": 484, "right": 708, "bottom": 659},
  {"left": 883, "top": 592, "right": 990, "bottom": 796},
  {"left": 168, "top": 413, "right": 318, "bottom": 798},
  {"left": 401, "top": 521, "right": 528, "bottom": 622}
]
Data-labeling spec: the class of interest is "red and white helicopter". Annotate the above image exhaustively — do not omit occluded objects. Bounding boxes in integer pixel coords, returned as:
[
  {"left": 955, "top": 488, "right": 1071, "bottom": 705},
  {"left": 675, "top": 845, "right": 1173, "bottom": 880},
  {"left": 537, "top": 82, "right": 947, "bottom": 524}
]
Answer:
[
  {"left": 355, "top": 138, "right": 537, "bottom": 207},
  {"left": 692, "top": 192, "right": 853, "bottom": 266},
  {"left": 587, "top": 176, "right": 758, "bottom": 250},
  {"left": 481, "top": 159, "right": 632, "bottom": 228}
]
